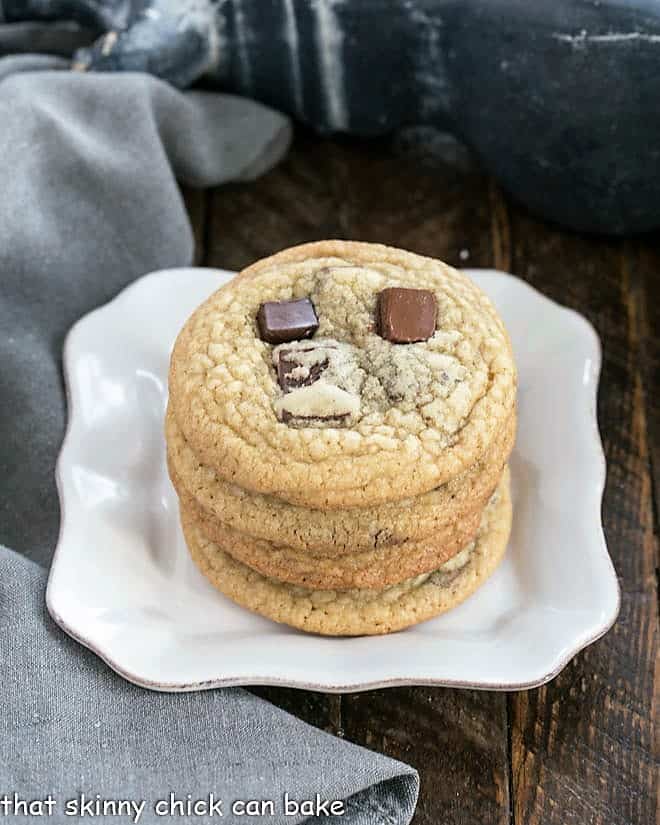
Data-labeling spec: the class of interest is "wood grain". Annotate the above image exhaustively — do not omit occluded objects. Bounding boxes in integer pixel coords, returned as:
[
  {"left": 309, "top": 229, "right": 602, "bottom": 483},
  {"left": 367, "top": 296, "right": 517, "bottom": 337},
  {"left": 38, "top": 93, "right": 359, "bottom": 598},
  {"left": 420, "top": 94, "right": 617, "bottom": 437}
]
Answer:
[
  {"left": 507, "top": 209, "right": 658, "bottom": 825},
  {"left": 622, "top": 240, "right": 660, "bottom": 530},
  {"left": 343, "top": 688, "right": 509, "bottom": 825},
  {"left": 181, "top": 186, "right": 208, "bottom": 265},
  {"left": 204, "top": 132, "right": 347, "bottom": 271},
  {"left": 186, "top": 130, "right": 657, "bottom": 825}
]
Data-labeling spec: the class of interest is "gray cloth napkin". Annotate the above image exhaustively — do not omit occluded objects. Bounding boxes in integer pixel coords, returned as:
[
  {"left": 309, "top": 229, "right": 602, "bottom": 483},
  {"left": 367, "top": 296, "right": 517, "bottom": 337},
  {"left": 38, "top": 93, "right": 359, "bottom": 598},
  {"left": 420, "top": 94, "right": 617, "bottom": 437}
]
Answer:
[{"left": 0, "top": 48, "right": 419, "bottom": 825}]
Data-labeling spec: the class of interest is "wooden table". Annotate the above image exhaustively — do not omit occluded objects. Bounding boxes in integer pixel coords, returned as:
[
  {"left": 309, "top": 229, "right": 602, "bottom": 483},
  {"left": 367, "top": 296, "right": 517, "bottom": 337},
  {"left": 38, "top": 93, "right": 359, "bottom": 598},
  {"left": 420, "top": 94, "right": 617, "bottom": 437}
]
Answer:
[{"left": 183, "top": 131, "right": 657, "bottom": 825}]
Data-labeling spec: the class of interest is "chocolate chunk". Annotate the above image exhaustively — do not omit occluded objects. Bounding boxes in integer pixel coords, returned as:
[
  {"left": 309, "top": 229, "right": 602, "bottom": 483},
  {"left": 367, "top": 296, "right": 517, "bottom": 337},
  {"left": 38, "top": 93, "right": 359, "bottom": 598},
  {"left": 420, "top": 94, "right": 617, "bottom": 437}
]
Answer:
[
  {"left": 275, "top": 346, "right": 329, "bottom": 392},
  {"left": 257, "top": 298, "right": 319, "bottom": 344},
  {"left": 376, "top": 287, "right": 437, "bottom": 343},
  {"left": 280, "top": 411, "right": 350, "bottom": 426},
  {"left": 274, "top": 382, "right": 360, "bottom": 427}
]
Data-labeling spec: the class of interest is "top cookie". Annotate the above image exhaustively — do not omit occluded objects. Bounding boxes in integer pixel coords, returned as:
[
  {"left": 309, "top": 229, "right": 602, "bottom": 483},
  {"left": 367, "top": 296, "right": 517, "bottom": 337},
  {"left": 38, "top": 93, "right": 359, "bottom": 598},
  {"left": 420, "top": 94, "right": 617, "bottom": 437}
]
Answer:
[{"left": 168, "top": 241, "right": 516, "bottom": 508}]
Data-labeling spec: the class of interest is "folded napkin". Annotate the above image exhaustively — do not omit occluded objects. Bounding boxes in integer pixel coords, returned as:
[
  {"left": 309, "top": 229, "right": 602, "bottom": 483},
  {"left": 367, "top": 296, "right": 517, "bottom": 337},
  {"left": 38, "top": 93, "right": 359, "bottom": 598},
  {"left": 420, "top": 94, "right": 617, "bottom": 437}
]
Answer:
[{"left": 0, "top": 36, "right": 419, "bottom": 825}]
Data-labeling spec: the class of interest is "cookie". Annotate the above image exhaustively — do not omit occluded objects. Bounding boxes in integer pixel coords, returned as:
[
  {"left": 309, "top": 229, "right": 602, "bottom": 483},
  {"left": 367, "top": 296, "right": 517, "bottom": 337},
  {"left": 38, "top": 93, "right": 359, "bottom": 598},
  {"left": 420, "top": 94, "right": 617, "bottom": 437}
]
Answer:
[
  {"left": 181, "top": 469, "right": 512, "bottom": 636},
  {"left": 179, "top": 483, "right": 485, "bottom": 589},
  {"left": 168, "top": 241, "right": 516, "bottom": 508},
  {"left": 166, "top": 405, "right": 515, "bottom": 554}
]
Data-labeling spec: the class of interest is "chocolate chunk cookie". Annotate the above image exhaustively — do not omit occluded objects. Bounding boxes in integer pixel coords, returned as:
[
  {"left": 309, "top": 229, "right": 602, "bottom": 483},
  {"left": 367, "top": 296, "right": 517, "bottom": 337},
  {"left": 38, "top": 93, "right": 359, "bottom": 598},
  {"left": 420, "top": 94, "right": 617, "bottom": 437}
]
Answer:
[
  {"left": 168, "top": 241, "right": 516, "bottom": 508},
  {"left": 166, "top": 405, "right": 515, "bottom": 555},
  {"left": 181, "top": 470, "right": 512, "bottom": 636}
]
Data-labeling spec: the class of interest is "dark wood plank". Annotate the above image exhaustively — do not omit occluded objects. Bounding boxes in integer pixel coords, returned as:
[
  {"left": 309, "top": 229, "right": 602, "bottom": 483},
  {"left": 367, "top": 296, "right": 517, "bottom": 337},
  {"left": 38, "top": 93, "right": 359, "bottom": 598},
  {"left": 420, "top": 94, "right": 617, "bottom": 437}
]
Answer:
[
  {"left": 204, "top": 129, "right": 495, "bottom": 271},
  {"left": 204, "top": 131, "right": 347, "bottom": 272},
  {"left": 203, "top": 131, "right": 511, "bottom": 825},
  {"left": 332, "top": 134, "right": 494, "bottom": 269},
  {"left": 249, "top": 687, "right": 343, "bottom": 734},
  {"left": 343, "top": 688, "right": 509, "bottom": 825},
  {"left": 624, "top": 239, "right": 660, "bottom": 531},
  {"left": 180, "top": 186, "right": 208, "bottom": 265},
  {"left": 489, "top": 181, "right": 512, "bottom": 272},
  {"left": 507, "top": 208, "right": 658, "bottom": 825}
]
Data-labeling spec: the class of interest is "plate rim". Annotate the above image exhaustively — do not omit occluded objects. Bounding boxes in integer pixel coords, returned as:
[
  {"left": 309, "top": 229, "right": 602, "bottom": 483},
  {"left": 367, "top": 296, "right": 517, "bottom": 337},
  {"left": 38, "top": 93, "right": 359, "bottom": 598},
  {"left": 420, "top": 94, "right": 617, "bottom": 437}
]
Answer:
[{"left": 46, "top": 266, "right": 621, "bottom": 694}]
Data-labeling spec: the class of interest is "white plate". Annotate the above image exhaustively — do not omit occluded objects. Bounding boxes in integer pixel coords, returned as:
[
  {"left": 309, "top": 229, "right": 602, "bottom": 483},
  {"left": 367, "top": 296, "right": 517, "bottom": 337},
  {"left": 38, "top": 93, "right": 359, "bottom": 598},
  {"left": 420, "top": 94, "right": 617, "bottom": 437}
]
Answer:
[{"left": 47, "top": 267, "right": 620, "bottom": 693}]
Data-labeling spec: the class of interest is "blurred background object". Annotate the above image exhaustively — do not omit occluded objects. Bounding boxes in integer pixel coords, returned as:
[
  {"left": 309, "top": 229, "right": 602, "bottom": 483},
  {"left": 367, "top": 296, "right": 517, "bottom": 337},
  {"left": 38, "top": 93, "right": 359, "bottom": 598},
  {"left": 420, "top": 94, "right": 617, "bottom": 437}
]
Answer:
[{"left": 3, "top": 0, "right": 660, "bottom": 234}]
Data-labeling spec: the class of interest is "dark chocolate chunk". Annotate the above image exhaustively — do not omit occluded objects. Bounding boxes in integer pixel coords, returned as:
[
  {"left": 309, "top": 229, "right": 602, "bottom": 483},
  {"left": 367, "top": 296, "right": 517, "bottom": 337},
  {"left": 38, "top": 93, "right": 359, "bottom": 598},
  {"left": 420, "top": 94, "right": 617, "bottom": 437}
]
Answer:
[
  {"left": 376, "top": 287, "right": 437, "bottom": 343},
  {"left": 276, "top": 346, "right": 329, "bottom": 392},
  {"left": 257, "top": 298, "right": 318, "bottom": 344},
  {"left": 280, "top": 410, "right": 350, "bottom": 426}
]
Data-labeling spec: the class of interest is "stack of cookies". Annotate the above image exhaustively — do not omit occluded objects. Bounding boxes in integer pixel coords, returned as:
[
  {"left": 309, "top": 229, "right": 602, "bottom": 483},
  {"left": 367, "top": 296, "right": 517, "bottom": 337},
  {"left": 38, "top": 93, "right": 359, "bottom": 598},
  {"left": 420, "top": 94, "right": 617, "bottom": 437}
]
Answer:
[{"left": 166, "top": 241, "right": 516, "bottom": 636}]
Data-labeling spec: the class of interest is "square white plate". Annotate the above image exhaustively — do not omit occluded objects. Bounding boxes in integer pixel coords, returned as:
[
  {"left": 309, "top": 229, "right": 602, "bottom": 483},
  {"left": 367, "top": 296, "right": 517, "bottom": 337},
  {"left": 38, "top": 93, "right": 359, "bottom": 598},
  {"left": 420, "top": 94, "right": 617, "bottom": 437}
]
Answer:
[{"left": 47, "top": 267, "right": 620, "bottom": 692}]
